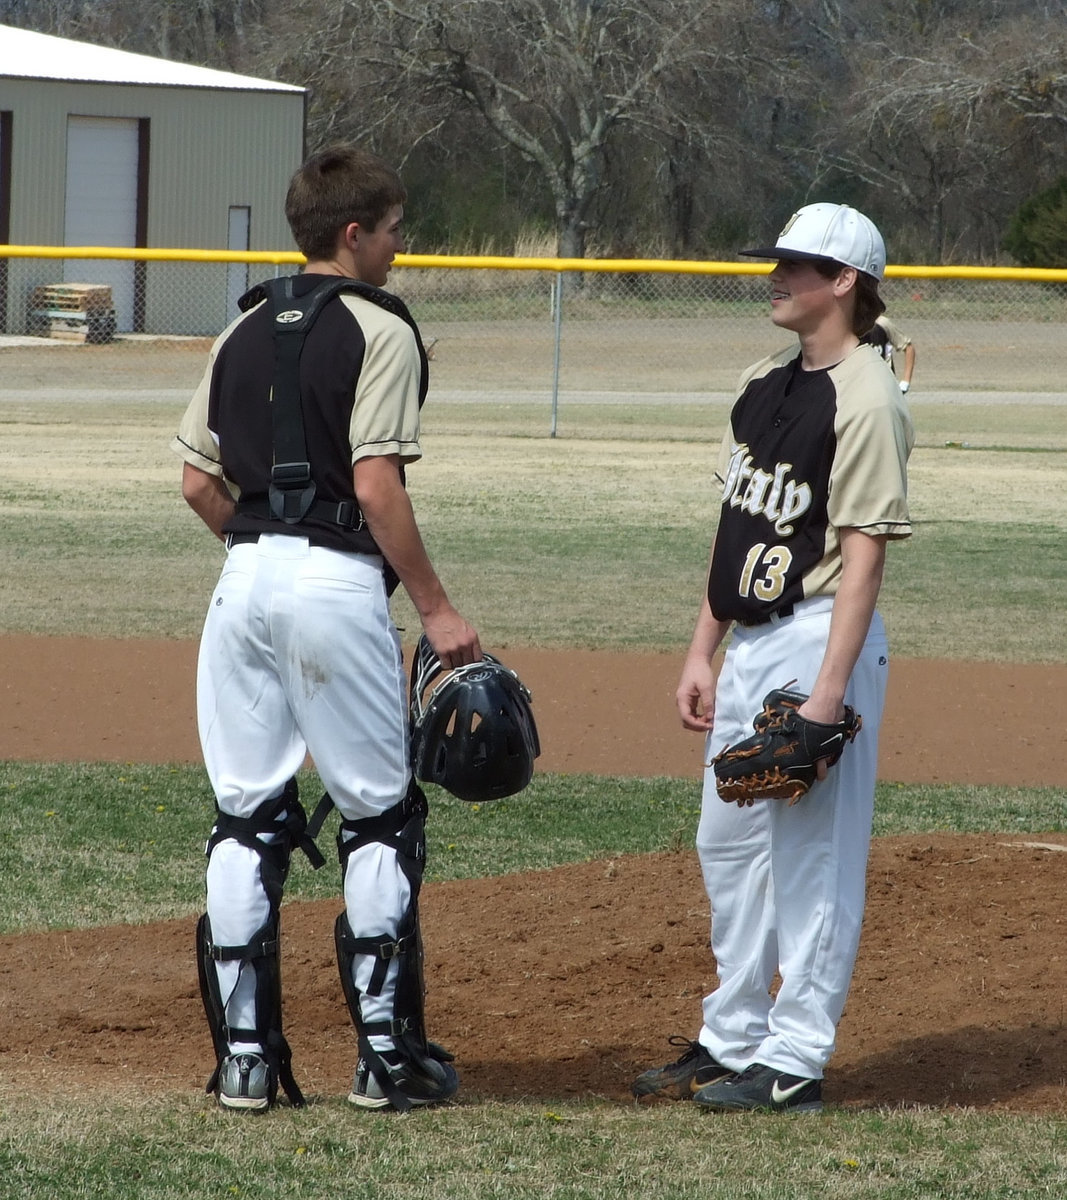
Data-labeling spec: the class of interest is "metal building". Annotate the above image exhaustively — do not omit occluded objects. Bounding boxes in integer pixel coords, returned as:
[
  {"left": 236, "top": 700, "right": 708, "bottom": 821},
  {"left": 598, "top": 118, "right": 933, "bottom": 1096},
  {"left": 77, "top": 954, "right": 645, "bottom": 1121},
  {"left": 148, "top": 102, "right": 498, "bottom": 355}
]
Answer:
[{"left": 0, "top": 24, "right": 305, "bottom": 335}]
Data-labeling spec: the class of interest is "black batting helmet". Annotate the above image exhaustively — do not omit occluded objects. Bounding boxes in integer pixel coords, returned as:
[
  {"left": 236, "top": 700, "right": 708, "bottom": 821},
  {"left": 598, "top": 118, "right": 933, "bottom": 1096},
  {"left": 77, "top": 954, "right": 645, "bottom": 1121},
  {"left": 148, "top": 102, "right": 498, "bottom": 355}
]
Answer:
[{"left": 409, "top": 635, "right": 541, "bottom": 803}]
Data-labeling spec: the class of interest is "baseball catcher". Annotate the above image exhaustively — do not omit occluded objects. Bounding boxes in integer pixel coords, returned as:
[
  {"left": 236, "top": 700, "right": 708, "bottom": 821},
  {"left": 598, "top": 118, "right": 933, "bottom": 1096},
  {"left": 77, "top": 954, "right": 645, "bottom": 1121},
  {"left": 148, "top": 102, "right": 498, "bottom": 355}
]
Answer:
[
  {"left": 712, "top": 687, "right": 862, "bottom": 806},
  {"left": 174, "top": 145, "right": 482, "bottom": 1112}
]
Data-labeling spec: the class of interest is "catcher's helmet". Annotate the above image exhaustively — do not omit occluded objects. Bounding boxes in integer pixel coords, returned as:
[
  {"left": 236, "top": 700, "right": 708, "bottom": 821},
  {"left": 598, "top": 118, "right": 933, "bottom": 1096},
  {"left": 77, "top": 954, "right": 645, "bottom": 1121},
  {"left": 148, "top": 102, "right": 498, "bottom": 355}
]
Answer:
[{"left": 409, "top": 635, "right": 541, "bottom": 803}]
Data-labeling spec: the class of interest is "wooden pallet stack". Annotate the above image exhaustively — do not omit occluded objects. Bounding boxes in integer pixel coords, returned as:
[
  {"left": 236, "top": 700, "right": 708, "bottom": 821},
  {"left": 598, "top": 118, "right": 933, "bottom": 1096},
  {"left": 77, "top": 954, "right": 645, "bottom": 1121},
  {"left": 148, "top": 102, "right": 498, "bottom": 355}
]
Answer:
[{"left": 28, "top": 283, "right": 117, "bottom": 344}]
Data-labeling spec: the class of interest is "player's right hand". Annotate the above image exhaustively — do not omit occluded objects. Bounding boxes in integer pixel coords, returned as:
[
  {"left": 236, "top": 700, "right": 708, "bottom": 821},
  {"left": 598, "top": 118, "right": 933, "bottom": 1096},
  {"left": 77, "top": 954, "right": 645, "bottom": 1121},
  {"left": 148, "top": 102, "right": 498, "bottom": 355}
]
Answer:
[{"left": 676, "top": 655, "right": 715, "bottom": 732}]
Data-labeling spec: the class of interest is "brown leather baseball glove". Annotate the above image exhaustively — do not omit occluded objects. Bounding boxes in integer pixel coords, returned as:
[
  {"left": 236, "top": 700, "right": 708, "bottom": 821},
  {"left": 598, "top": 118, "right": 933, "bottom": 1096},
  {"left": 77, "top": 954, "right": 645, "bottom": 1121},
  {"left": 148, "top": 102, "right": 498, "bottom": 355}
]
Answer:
[{"left": 712, "top": 687, "right": 862, "bottom": 806}]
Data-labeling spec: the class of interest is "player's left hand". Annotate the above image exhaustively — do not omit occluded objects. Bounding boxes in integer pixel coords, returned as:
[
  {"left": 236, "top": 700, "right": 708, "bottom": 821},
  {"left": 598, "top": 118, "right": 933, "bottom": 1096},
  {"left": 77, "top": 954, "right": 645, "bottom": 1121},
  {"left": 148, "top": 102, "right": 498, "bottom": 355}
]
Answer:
[
  {"left": 712, "top": 687, "right": 861, "bottom": 805},
  {"left": 423, "top": 608, "right": 481, "bottom": 669},
  {"left": 899, "top": 379, "right": 910, "bottom": 393}
]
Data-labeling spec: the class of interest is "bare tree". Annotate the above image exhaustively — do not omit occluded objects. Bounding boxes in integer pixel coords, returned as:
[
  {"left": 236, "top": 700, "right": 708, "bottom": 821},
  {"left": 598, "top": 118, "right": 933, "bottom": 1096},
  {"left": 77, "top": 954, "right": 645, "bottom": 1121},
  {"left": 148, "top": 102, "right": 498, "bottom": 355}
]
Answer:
[
  {"left": 0, "top": 0, "right": 271, "bottom": 67},
  {"left": 9, "top": 0, "right": 1066, "bottom": 261},
  {"left": 0, "top": 0, "right": 90, "bottom": 34},
  {"left": 805, "top": 13, "right": 1067, "bottom": 260},
  {"left": 275, "top": 0, "right": 762, "bottom": 259}
]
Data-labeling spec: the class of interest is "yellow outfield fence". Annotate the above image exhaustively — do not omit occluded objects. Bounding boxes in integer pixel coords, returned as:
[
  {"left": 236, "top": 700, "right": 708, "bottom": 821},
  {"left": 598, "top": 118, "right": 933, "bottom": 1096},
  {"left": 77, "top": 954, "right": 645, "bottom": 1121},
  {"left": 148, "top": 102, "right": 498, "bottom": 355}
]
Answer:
[
  {"left": 5, "top": 243, "right": 1067, "bottom": 282},
  {"left": 1, "top": 246, "right": 1065, "bottom": 416}
]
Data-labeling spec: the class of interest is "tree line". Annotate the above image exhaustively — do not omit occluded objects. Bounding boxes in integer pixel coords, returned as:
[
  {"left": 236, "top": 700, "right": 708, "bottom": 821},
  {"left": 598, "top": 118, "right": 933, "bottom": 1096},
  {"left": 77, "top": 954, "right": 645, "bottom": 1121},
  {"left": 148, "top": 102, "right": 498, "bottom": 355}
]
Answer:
[{"left": 4, "top": 0, "right": 1067, "bottom": 264}]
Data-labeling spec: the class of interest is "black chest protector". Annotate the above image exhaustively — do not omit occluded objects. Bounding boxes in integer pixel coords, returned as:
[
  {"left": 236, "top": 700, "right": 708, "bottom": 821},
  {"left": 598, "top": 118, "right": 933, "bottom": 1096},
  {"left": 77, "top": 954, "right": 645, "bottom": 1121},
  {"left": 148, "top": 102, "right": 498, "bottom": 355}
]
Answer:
[{"left": 232, "top": 274, "right": 427, "bottom": 567}]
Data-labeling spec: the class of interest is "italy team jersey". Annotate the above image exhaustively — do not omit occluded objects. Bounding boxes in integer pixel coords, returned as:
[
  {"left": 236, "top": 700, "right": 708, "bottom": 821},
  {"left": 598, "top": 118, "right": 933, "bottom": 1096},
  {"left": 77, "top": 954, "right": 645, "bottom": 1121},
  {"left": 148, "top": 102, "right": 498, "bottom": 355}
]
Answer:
[{"left": 708, "top": 343, "right": 913, "bottom": 625}]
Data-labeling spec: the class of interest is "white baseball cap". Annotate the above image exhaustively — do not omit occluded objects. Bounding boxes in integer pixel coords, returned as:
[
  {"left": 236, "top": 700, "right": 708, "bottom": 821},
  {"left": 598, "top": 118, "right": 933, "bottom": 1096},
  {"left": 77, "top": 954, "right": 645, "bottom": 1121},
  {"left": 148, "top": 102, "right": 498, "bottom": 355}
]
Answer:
[{"left": 739, "top": 202, "right": 886, "bottom": 280}]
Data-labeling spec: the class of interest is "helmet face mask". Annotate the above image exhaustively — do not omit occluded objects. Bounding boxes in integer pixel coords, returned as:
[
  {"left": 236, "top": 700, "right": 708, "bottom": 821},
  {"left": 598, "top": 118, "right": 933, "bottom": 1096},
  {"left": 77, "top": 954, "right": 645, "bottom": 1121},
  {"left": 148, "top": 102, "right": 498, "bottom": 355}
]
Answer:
[{"left": 409, "top": 636, "right": 541, "bottom": 803}]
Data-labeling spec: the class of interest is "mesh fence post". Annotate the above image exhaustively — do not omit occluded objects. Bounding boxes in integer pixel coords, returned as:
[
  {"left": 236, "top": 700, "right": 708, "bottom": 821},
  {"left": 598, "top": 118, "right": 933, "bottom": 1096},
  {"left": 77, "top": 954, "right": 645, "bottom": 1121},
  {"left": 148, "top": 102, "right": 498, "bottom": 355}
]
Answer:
[{"left": 550, "top": 271, "right": 564, "bottom": 438}]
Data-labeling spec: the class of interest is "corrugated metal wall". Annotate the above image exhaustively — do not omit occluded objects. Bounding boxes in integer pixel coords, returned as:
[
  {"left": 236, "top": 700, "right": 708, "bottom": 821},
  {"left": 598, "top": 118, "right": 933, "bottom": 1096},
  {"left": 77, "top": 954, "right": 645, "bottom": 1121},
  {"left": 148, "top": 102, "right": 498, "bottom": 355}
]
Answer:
[{"left": 0, "top": 76, "right": 304, "bottom": 334}]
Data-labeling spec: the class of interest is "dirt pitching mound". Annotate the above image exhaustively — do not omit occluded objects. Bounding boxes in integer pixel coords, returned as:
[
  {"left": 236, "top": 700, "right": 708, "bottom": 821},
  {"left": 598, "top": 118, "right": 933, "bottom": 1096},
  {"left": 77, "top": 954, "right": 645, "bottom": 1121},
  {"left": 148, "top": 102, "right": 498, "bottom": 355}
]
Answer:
[{"left": 2, "top": 637, "right": 1065, "bottom": 1111}]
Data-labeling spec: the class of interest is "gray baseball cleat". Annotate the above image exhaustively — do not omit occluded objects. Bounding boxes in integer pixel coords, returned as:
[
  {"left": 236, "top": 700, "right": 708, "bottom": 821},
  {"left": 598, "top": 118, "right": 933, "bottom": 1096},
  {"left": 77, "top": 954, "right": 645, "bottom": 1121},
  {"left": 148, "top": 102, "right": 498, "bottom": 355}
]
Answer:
[
  {"left": 217, "top": 1052, "right": 271, "bottom": 1112},
  {"left": 348, "top": 1049, "right": 459, "bottom": 1111}
]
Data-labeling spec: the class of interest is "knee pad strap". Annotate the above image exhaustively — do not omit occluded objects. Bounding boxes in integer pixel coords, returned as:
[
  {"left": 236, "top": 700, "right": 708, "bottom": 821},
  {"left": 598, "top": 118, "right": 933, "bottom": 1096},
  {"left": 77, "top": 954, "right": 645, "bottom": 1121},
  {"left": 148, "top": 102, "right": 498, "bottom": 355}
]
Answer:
[
  {"left": 335, "top": 781, "right": 428, "bottom": 877},
  {"left": 207, "top": 778, "right": 326, "bottom": 885}
]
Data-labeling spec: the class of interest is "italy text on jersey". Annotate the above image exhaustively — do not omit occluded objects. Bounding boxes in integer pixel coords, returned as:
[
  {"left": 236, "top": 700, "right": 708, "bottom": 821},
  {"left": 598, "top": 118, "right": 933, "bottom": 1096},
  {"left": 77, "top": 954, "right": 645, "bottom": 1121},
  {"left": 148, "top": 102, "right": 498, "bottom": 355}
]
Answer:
[
  {"left": 719, "top": 440, "right": 816, "bottom": 608},
  {"left": 721, "top": 441, "right": 813, "bottom": 537}
]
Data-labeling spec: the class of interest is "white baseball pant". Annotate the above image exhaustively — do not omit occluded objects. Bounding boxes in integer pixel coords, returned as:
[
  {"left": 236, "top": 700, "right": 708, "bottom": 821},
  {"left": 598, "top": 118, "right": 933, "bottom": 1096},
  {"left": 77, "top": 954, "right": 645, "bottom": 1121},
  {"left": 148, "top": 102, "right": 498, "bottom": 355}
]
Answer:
[
  {"left": 696, "top": 595, "right": 888, "bottom": 1079},
  {"left": 196, "top": 534, "right": 412, "bottom": 1050}
]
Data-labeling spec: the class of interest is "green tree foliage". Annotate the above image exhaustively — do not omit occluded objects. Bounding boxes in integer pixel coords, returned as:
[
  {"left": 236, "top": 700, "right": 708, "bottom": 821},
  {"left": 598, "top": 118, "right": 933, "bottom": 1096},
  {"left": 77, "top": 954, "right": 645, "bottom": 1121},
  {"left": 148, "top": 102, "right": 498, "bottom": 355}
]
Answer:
[{"left": 1004, "top": 177, "right": 1067, "bottom": 267}]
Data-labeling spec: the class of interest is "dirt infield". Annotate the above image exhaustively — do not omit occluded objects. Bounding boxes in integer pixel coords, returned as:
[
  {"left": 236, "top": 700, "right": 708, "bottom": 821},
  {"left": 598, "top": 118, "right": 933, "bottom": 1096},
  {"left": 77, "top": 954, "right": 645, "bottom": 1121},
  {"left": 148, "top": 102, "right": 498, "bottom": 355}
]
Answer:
[
  {"left": 4, "top": 636, "right": 1065, "bottom": 784},
  {"left": 2, "top": 637, "right": 1066, "bottom": 1113}
]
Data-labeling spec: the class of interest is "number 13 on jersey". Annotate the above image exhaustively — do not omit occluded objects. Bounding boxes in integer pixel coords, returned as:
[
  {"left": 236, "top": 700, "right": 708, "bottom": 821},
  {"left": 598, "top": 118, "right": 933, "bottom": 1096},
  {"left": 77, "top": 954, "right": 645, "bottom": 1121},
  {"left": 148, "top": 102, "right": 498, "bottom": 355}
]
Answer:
[{"left": 738, "top": 542, "right": 793, "bottom": 602}]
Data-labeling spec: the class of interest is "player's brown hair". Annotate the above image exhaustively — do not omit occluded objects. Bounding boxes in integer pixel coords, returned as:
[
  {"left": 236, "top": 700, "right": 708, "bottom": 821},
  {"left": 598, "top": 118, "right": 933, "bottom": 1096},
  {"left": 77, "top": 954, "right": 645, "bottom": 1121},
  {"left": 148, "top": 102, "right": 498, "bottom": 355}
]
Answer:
[
  {"left": 285, "top": 144, "right": 407, "bottom": 260},
  {"left": 811, "top": 259, "right": 886, "bottom": 337}
]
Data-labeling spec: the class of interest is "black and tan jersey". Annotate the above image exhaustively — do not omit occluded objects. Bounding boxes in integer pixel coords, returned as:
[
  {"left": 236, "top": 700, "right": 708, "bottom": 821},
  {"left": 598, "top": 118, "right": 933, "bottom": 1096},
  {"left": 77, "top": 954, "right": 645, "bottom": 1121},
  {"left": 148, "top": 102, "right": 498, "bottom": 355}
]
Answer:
[
  {"left": 172, "top": 274, "right": 426, "bottom": 554},
  {"left": 858, "top": 314, "right": 911, "bottom": 372},
  {"left": 708, "top": 343, "right": 913, "bottom": 625}
]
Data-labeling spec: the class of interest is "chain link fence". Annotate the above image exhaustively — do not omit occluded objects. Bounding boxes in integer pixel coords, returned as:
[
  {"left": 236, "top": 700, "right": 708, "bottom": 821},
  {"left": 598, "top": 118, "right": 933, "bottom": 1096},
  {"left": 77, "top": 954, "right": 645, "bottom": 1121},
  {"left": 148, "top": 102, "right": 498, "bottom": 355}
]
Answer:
[{"left": 1, "top": 251, "right": 1065, "bottom": 413}]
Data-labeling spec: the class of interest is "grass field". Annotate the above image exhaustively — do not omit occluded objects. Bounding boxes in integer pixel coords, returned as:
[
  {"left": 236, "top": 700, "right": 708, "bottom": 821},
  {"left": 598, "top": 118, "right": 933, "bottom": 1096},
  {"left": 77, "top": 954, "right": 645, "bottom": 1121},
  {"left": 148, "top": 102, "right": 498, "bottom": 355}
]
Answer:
[
  {"left": 7, "top": 1092, "right": 1067, "bottom": 1200},
  {"left": 4, "top": 763, "right": 1065, "bottom": 936},
  {"left": 0, "top": 379, "right": 1064, "bottom": 659},
  {"left": 4, "top": 1092, "right": 1067, "bottom": 1200},
  {"left": 1, "top": 342, "right": 1066, "bottom": 1197}
]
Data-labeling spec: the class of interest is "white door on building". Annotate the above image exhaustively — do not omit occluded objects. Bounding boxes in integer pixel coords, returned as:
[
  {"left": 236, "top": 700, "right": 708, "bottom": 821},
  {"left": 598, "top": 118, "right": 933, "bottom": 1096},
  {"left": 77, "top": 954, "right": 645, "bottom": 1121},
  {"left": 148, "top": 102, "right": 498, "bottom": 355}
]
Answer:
[
  {"left": 227, "top": 205, "right": 251, "bottom": 321},
  {"left": 64, "top": 115, "right": 140, "bottom": 331}
]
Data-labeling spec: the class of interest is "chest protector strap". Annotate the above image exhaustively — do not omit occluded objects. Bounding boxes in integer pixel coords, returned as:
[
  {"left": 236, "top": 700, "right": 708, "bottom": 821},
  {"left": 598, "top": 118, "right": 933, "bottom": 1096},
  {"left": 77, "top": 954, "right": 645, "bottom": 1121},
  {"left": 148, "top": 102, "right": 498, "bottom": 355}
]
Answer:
[{"left": 236, "top": 275, "right": 427, "bottom": 531}]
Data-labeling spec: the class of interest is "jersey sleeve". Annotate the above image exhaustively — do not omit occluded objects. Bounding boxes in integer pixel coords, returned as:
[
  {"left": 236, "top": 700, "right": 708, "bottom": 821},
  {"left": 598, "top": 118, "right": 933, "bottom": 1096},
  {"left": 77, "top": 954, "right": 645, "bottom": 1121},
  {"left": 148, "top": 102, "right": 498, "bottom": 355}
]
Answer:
[
  {"left": 344, "top": 295, "right": 423, "bottom": 463},
  {"left": 170, "top": 333, "right": 226, "bottom": 475},
  {"left": 879, "top": 314, "right": 911, "bottom": 351},
  {"left": 827, "top": 355, "right": 914, "bottom": 538}
]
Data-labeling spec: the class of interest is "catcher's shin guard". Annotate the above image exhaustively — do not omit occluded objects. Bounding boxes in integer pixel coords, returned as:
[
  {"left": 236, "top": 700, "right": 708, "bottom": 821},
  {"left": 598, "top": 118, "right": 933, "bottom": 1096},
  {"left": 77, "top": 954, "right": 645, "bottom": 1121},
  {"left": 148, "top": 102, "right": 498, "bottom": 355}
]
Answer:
[
  {"left": 196, "top": 780, "right": 325, "bottom": 1108},
  {"left": 333, "top": 782, "right": 452, "bottom": 1112},
  {"left": 197, "top": 910, "right": 301, "bottom": 1107}
]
